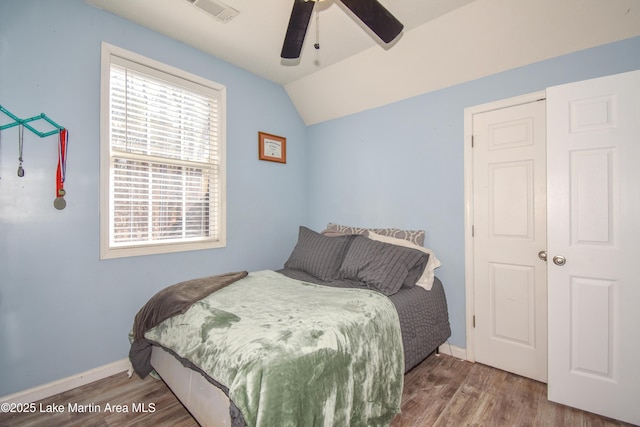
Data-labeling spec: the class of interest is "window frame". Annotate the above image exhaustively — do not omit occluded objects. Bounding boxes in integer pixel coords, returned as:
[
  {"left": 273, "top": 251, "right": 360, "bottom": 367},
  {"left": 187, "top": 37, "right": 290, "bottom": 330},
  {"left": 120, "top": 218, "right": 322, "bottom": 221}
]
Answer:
[{"left": 99, "top": 42, "right": 226, "bottom": 259}]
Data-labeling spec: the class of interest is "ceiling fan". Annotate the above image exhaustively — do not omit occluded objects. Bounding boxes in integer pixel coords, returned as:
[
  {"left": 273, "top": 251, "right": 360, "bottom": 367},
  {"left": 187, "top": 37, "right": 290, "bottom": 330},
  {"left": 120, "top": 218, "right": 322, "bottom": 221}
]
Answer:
[{"left": 281, "top": 0, "right": 404, "bottom": 59}]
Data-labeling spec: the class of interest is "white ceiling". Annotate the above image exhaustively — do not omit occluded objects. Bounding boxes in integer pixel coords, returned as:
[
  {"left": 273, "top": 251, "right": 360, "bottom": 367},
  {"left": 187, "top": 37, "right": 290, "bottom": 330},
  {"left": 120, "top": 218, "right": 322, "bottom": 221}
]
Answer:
[
  {"left": 84, "top": 0, "right": 476, "bottom": 85},
  {"left": 85, "top": 0, "right": 640, "bottom": 125}
]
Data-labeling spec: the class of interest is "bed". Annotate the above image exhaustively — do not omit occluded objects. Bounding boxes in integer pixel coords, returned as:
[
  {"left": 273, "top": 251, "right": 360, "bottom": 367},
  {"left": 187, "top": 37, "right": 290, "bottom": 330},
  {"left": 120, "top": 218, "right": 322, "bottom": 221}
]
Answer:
[{"left": 129, "top": 224, "right": 451, "bottom": 427}]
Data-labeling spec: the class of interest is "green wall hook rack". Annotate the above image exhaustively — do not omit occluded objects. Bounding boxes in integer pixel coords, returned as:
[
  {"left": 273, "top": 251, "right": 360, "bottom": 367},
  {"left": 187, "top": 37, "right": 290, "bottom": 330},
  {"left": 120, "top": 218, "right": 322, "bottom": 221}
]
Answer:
[{"left": 0, "top": 104, "right": 65, "bottom": 137}]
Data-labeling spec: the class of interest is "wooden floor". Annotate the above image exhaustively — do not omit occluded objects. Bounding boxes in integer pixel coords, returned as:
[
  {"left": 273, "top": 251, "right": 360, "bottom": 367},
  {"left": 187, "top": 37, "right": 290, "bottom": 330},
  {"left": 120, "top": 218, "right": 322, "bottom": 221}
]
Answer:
[{"left": 1, "top": 353, "right": 634, "bottom": 427}]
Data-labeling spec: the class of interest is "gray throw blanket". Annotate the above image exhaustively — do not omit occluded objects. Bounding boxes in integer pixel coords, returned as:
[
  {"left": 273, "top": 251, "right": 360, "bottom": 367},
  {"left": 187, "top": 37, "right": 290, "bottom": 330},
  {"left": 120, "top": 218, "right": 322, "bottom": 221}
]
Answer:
[{"left": 129, "top": 270, "right": 248, "bottom": 377}]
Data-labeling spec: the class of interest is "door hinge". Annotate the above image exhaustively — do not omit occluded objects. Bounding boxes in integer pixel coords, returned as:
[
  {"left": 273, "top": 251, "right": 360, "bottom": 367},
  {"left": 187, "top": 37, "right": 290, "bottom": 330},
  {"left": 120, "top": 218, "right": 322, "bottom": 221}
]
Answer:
[
  {"left": 471, "top": 135, "right": 474, "bottom": 148},
  {"left": 473, "top": 315, "right": 476, "bottom": 328},
  {"left": 472, "top": 225, "right": 475, "bottom": 237}
]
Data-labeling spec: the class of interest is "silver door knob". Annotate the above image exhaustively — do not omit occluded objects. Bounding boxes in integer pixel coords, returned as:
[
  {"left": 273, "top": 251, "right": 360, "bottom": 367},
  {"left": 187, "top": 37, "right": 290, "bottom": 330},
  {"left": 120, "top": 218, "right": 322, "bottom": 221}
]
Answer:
[
  {"left": 553, "top": 255, "right": 566, "bottom": 266},
  {"left": 538, "top": 251, "right": 547, "bottom": 261}
]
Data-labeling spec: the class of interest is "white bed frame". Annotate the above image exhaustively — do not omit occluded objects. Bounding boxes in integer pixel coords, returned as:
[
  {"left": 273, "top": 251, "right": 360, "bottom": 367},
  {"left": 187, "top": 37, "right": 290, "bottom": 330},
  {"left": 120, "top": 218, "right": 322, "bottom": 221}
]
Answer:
[{"left": 151, "top": 345, "right": 232, "bottom": 427}]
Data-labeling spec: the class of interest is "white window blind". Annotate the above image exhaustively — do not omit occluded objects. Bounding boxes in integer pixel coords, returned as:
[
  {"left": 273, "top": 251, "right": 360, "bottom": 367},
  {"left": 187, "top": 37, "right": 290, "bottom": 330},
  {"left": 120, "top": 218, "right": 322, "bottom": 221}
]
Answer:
[{"left": 101, "top": 44, "right": 226, "bottom": 258}]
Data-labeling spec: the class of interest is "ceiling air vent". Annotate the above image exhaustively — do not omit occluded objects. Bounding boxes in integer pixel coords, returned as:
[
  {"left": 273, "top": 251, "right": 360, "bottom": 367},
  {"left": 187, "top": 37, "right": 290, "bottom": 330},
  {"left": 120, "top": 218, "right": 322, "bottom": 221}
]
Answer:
[{"left": 186, "top": 0, "right": 239, "bottom": 23}]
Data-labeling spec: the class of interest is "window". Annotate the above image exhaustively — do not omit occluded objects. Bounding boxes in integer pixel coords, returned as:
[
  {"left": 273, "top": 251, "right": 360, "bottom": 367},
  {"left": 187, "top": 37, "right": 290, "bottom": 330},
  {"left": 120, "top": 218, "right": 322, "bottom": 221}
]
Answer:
[{"left": 100, "top": 43, "right": 226, "bottom": 259}]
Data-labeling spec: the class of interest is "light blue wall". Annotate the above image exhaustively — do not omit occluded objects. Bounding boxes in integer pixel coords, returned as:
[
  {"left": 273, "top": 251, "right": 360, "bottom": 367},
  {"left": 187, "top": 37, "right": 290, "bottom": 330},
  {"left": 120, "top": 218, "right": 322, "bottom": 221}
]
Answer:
[
  {"left": 306, "top": 36, "right": 640, "bottom": 349},
  {"left": 0, "top": 0, "right": 307, "bottom": 396}
]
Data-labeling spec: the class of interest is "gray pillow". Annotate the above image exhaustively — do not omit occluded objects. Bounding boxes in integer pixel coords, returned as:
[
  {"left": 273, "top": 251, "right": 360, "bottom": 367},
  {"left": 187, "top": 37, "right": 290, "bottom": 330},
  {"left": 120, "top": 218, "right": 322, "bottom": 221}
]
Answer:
[
  {"left": 339, "top": 235, "right": 428, "bottom": 296},
  {"left": 284, "top": 226, "right": 355, "bottom": 281}
]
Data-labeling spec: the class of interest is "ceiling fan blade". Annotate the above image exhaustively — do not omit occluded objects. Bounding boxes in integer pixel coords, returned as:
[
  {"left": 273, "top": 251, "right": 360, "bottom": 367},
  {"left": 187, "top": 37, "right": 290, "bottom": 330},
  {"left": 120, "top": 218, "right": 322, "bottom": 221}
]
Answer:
[
  {"left": 281, "top": 0, "right": 316, "bottom": 59},
  {"left": 339, "top": 0, "right": 403, "bottom": 43}
]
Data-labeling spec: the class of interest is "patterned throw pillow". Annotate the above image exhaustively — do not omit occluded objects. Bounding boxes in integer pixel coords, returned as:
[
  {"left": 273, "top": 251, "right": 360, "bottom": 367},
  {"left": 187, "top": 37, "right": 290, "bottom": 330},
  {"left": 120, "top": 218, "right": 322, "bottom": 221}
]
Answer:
[{"left": 322, "top": 222, "right": 426, "bottom": 246}]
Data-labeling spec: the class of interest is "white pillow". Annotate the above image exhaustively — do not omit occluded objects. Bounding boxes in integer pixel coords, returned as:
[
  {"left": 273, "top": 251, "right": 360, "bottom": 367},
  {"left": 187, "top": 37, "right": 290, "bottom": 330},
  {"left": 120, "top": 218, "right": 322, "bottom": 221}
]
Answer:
[{"left": 366, "top": 231, "right": 441, "bottom": 291}]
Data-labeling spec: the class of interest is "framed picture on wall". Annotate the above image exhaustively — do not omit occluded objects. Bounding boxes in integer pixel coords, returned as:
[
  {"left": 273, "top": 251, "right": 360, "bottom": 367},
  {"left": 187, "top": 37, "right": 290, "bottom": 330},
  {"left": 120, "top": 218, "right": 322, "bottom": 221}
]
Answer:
[{"left": 258, "top": 132, "right": 286, "bottom": 163}]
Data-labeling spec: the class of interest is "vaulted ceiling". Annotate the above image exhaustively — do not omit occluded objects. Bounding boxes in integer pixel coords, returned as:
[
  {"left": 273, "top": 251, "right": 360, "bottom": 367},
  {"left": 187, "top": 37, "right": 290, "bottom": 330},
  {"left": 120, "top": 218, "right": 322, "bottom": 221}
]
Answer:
[{"left": 85, "top": 0, "right": 640, "bottom": 124}]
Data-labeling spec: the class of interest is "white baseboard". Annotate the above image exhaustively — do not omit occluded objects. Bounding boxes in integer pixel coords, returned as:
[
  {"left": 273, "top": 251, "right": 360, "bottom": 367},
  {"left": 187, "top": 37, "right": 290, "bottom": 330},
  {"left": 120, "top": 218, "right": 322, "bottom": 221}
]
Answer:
[
  {"left": 438, "top": 342, "right": 467, "bottom": 361},
  {"left": 0, "top": 358, "right": 131, "bottom": 405},
  {"left": 1, "top": 344, "right": 466, "bottom": 405}
]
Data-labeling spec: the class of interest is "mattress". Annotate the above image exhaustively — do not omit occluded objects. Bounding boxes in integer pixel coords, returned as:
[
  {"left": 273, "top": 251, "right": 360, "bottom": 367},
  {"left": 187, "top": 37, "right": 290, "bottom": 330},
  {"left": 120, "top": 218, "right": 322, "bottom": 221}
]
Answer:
[{"left": 151, "top": 345, "right": 232, "bottom": 427}]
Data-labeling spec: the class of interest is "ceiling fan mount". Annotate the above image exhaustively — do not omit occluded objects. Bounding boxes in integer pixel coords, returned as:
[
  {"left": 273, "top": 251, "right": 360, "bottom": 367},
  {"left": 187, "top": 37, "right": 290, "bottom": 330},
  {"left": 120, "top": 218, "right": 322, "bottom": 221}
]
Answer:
[{"left": 281, "top": 0, "right": 404, "bottom": 59}]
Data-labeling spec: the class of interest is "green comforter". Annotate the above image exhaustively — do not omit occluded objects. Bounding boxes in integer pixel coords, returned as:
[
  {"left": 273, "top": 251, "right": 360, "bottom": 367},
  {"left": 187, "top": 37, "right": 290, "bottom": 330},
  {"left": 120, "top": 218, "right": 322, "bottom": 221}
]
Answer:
[{"left": 144, "top": 270, "right": 404, "bottom": 427}]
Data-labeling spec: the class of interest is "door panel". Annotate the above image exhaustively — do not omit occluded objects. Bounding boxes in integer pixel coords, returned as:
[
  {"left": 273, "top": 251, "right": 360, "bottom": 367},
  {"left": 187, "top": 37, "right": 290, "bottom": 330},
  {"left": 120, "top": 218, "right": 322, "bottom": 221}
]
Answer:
[
  {"left": 570, "top": 148, "right": 615, "bottom": 245},
  {"left": 569, "top": 276, "right": 615, "bottom": 378},
  {"left": 547, "top": 70, "right": 640, "bottom": 425},
  {"left": 490, "top": 161, "right": 533, "bottom": 238},
  {"left": 473, "top": 100, "right": 547, "bottom": 382},
  {"left": 490, "top": 262, "right": 535, "bottom": 346}
]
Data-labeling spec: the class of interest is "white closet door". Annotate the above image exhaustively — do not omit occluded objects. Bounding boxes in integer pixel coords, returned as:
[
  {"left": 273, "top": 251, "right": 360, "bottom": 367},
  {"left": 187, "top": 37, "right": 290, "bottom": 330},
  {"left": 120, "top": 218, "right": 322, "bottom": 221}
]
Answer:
[
  {"left": 546, "top": 69, "right": 640, "bottom": 425},
  {"left": 473, "top": 100, "right": 548, "bottom": 383}
]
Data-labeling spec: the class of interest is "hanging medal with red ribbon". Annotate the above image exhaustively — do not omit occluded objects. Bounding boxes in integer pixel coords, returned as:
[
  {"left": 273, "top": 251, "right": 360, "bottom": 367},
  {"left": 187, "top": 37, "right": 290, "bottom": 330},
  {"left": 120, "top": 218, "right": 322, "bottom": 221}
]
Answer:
[{"left": 54, "top": 128, "right": 68, "bottom": 210}]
